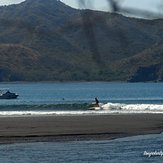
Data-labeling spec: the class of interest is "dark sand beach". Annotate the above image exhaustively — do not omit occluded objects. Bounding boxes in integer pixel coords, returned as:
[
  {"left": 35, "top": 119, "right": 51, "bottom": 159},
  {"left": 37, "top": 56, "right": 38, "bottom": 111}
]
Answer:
[{"left": 0, "top": 114, "right": 163, "bottom": 144}]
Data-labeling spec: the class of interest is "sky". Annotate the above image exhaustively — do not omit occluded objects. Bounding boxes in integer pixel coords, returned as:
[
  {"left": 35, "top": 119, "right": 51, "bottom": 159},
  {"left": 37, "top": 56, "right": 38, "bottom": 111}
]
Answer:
[{"left": 0, "top": 0, "right": 162, "bottom": 18}]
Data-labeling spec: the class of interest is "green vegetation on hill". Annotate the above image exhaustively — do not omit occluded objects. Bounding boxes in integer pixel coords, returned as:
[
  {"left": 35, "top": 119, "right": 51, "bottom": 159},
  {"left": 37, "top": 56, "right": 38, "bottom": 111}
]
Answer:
[{"left": 0, "top": 0, "right": 163, "bottom": 82}]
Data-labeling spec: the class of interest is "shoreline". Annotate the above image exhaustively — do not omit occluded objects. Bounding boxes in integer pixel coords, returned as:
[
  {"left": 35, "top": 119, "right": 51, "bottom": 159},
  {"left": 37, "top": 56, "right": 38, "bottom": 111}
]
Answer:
[{"left": 0, "top": 114, "right": 163, "bottom": 144}]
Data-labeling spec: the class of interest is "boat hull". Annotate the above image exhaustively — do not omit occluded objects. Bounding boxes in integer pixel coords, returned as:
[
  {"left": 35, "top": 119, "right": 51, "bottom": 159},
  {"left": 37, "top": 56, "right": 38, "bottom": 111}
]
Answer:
[{"left": 0, "top": 95, "right": 18, "bottom": 99}]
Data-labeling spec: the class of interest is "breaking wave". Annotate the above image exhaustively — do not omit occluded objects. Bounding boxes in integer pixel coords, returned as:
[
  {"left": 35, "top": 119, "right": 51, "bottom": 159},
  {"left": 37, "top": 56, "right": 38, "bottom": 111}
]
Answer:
[
  {"left": 0, "top": 102, "right": 163, "bottom": 116},
  {"left": 100, "top": 103, "right": 163, "bottom": 113}
]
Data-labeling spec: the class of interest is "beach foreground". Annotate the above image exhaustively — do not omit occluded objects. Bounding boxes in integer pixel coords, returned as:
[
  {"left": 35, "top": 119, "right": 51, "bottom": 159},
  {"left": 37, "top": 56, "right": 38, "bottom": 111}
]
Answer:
[{"left": 0, "top": 114, "right": 163, "bottom": 144}]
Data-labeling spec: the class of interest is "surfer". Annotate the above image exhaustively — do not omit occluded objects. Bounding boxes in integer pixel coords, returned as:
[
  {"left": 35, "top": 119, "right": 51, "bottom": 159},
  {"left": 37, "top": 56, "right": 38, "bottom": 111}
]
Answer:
[{"left": 95, "top": 97, "right": 99, "bottom": 107}]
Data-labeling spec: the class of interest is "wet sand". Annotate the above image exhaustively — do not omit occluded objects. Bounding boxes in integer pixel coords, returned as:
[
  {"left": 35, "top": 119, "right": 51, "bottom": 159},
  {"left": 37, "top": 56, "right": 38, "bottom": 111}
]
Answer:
[{"left": 0, "top": 114, "right": 163, "bottom": 144}]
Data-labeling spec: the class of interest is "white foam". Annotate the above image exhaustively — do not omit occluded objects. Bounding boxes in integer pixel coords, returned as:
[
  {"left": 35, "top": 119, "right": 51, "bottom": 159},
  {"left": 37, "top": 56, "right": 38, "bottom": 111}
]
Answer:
[
  {"left": 0, "top": 110, "right": 112, "bottom": 117},
  {"left": 101, "top": 103, "right": 163, "bottom": 113}
]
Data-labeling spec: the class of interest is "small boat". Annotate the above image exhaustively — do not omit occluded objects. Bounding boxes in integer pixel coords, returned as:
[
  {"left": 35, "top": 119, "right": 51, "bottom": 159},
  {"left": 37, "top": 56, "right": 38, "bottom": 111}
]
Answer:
[{"left": 0, "top": 89, "right": 19, "bottom": 99}]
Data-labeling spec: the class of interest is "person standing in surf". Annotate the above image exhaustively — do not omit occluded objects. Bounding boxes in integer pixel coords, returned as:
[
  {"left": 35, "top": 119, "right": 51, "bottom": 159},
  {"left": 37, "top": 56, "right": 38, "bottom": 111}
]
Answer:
[{"left": 95, "top": 97, "right": 99, "bottom": 107}]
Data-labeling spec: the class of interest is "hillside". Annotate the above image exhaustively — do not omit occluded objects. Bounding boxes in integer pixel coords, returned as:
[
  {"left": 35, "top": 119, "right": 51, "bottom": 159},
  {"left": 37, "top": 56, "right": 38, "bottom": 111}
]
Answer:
[
  {"left": 109, "top": 44, "right": 163, "bottom": 82},
  {"left": 0, "top": 0, "right": 163, "bottom": 82}
]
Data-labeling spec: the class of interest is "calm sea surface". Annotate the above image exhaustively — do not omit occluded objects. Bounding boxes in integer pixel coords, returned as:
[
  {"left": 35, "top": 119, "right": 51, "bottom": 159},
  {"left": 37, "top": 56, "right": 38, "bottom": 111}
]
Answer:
[
  {"left": 0, "top": 133, "right": 162, "bottom": 163},
  {"left": 0, "top": 82, "right": 163, "bottom": 115}
]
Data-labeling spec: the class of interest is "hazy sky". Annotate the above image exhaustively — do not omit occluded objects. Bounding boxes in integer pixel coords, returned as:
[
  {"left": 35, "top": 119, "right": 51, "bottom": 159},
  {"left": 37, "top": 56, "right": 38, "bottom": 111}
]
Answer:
[
  {"left": 61, "top": 0, "right": 163, "bottom": 13},
  {"left": 0, "top": 0, "right": 162, "bottom": 17},
  {"left": 0, "top": 0, "right": 24, "bottom": 5}
]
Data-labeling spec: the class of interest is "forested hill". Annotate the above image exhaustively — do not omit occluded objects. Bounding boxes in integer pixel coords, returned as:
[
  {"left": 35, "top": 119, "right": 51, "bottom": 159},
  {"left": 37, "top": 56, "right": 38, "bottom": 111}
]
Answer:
[{"left": 0, "top": 0, "right": 163, "bottom": 82}]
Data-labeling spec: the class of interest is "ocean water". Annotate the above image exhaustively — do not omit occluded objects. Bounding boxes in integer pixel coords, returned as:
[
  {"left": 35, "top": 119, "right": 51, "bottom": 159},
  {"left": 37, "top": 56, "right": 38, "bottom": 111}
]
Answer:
[
  {"left": 0, "top": 82, "right": 163, "bottom": 116},
  {"left": 0, "top": 82, "right": 163, "bottom": 163},
  {"left": 0, "top": 133, "right": 162, "bottom": 163}
]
